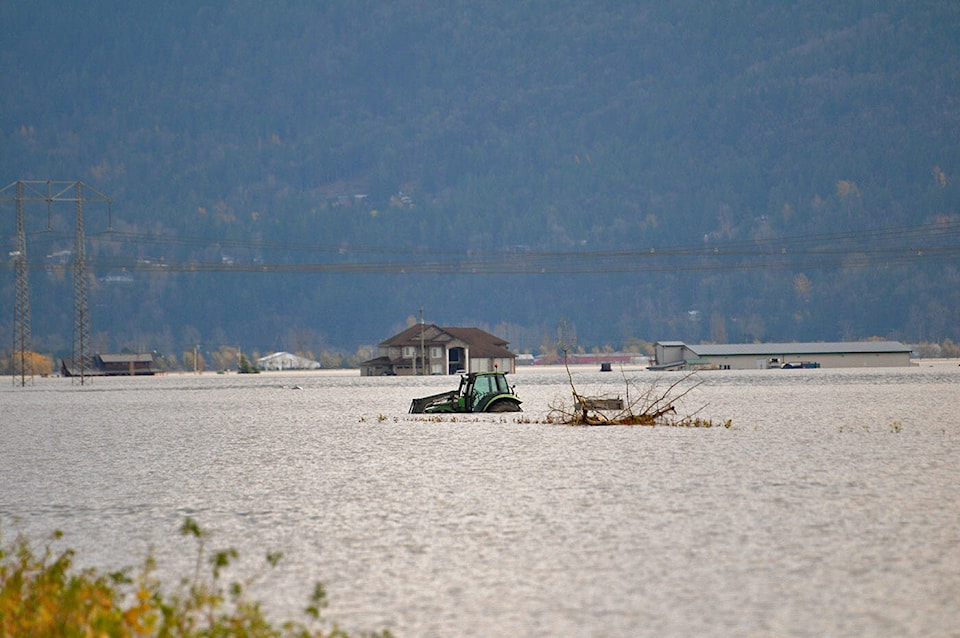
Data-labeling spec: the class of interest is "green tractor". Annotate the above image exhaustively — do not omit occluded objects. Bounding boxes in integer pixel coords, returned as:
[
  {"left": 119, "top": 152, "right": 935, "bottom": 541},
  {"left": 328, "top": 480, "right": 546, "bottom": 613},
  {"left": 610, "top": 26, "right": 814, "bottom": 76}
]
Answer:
[{"left": 409, "top": 371, "right": 522, "bottom": 414}]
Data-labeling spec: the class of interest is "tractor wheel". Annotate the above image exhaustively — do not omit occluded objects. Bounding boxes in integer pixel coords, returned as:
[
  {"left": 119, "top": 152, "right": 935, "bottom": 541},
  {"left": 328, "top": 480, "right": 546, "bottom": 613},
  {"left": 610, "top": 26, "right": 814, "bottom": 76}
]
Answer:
[{"left": 487, "top": 400, "right": 521, "bottom": 413}]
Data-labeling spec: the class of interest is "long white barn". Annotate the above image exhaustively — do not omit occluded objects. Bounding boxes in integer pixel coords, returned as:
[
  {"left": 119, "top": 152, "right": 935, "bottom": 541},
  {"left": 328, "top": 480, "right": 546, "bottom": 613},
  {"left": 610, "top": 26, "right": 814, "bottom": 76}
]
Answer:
[
  {"left": 651, "top": 341, "right": 914, "bottom": 370},
  {"left": 256, "top": 351, "right": 321, "bottom": 371}
]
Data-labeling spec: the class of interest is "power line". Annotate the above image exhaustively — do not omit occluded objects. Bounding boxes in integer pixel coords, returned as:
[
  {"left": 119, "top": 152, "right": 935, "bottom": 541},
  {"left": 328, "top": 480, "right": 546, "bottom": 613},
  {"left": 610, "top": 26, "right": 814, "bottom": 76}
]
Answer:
[{"left": 4, "top": 220, "right": 959, "bottom": 275}]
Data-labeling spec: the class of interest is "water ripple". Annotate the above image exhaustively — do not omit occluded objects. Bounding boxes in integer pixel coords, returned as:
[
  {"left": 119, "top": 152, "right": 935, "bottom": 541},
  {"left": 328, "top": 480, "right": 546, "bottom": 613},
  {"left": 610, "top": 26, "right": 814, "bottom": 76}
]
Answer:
[{"left": 2, "top": 366, "right": 958, "bottom": 636}]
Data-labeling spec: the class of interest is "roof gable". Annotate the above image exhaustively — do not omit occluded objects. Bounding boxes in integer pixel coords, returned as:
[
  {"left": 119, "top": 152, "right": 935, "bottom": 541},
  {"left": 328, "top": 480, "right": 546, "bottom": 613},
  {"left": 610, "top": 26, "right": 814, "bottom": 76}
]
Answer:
[
  {"left": 443, "top": 327, "right": 508, "bottom": 348},
  {"left": 380, "top": 323, "right": 442, "bottom": 346}
]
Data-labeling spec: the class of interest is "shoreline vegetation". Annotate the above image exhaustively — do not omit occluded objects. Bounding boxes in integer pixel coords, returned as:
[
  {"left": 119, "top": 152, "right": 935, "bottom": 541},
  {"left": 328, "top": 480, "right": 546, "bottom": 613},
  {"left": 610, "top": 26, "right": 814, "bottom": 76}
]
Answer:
[{"left": 0, "top": 518, "right": 392, "bottom": 638}]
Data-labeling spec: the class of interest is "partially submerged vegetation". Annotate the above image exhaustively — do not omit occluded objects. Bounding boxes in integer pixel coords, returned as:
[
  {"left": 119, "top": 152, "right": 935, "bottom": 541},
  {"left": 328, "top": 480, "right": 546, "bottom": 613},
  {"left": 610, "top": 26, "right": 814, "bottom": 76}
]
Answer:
[
  {"left": 0, "top": 518, "right": 391, "bottom": 638},
  {"left": 548, "top": 361, "right": 731, "bottom": 427}
]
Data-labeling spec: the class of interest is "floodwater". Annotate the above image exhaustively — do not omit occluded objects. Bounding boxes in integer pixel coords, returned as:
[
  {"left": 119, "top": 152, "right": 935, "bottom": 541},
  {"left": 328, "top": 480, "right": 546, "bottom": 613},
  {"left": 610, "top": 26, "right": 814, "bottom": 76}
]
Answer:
[{"left": 2, "top": 363, "right": 959, "bottom": 637}]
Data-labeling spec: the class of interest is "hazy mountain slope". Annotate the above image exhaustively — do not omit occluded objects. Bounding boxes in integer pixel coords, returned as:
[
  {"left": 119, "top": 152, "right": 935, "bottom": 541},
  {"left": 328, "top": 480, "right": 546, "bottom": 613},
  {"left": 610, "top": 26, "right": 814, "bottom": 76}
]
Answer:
[{"left": 2, "top": 1, "right": 959, "bottom": 357}]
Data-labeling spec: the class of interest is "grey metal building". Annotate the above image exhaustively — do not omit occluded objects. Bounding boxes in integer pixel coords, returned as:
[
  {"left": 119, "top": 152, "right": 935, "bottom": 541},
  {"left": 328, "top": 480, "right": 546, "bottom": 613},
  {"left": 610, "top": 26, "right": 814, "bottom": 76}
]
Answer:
[{"left": 652, "top": 341, "right": 914, "bottom": 370}]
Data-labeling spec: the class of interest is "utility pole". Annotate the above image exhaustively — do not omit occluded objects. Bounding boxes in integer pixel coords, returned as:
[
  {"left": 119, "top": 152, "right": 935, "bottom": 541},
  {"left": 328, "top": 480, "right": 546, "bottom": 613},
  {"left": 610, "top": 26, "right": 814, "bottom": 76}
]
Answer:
[{"left": 420, "top": 307, "right": 426, "bottom": 376}]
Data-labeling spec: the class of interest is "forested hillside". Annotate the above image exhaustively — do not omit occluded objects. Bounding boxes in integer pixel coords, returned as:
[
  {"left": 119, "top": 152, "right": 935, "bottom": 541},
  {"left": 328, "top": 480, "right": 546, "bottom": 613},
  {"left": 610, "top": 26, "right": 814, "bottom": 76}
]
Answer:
[{"left": 2, "top": 1, "right": 959, "bottom": 363}]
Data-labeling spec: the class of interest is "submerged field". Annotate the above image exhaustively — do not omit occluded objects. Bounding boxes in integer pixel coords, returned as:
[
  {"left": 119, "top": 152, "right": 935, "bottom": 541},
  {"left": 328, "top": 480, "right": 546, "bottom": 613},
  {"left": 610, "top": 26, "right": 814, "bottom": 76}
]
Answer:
[{"left": 3, "top": 365, "right": 959, "bottom": 636}]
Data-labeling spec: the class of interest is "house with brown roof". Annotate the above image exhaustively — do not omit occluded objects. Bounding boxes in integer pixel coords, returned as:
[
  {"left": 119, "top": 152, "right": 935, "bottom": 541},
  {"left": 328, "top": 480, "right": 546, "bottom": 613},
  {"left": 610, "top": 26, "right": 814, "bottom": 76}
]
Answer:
[{"left": 360, "top": 324, "right": 516, "bottom": 376}]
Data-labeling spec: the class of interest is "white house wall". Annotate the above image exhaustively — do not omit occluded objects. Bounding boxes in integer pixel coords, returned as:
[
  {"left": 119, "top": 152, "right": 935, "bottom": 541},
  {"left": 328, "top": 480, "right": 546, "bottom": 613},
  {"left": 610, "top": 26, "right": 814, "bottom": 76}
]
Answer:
[{"left": 470, "top": 357, "right": 490, "bottom": 372}]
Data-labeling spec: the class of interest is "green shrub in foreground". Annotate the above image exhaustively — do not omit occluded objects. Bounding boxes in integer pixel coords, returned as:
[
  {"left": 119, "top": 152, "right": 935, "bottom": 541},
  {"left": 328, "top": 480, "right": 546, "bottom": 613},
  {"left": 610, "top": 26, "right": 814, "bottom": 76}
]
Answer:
[{"left": 0, "top": 518, "right": 392, "bottom": 638}]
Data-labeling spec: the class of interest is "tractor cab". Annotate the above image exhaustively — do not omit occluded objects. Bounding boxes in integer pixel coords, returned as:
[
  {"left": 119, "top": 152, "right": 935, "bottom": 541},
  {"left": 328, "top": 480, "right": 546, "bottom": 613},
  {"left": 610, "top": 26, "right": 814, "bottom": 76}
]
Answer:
[
  {"left": 409, "top": 371, "right": 522, "bottom": 413},
  {"left": 462, "top": 371, "right": 517, "bottom": 411}
]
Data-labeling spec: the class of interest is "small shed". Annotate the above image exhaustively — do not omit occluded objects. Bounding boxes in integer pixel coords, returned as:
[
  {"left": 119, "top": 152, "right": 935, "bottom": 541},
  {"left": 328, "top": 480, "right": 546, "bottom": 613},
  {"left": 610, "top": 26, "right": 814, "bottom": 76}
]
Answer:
[{"left": 650, "top": 342, "right": 704, "bottom": 370}]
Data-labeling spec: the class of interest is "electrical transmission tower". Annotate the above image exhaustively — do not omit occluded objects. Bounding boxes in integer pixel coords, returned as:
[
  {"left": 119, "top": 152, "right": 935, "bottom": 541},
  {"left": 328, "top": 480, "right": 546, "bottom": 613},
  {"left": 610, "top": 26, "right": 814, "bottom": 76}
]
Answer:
[
  {"left": 71, "top": 182, "right": 93, "bottom": 383},
  {"left": 12, "top": 182, "right": 32, "bottom": 386},
  {"left": 1, "top": 180, "right": 111, "bottom": 385}
]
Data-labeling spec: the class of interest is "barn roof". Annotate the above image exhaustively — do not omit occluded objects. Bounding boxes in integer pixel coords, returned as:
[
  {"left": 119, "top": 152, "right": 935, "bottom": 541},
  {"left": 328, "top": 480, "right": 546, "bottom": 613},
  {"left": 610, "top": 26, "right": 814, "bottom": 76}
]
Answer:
[
  {"left": 688, "top": 341, "right": 912, "bottom": 356},
  {"left": 98, "top": 353, "right": 155, "bottom": 363}
]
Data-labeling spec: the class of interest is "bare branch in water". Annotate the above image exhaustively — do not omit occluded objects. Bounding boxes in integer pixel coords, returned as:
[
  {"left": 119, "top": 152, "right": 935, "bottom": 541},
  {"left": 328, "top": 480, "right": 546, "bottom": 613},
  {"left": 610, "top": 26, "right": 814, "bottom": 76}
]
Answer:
[{"left": 548, "top": 362, "right": 729, "bottom": 427}]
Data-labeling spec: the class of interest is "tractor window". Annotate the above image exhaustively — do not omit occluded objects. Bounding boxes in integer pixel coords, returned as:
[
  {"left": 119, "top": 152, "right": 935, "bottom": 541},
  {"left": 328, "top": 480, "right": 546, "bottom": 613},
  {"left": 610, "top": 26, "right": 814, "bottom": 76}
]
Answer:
[
  {"left": 473, "top": 375, "right": 494, "bottom": 396},
  {"left": 471, "top": 375, "right": 494, "bottom": 410},
  {"left": 495, "top": 375, "right": 510, "bottom": 393}
]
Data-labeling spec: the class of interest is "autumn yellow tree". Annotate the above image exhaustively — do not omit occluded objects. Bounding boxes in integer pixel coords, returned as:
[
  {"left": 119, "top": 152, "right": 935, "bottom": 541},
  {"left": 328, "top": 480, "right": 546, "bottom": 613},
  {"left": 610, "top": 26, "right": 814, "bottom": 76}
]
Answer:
[{"left": 2, "top": 351, "right": 53, "bottom": 376}]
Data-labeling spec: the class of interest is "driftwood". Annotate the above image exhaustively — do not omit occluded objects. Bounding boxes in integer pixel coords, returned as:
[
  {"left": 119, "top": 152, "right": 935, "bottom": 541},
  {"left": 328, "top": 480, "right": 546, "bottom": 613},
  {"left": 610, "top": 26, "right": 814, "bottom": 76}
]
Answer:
[{"left": 550, "top": 359, "right": 726, "bottom": 427}]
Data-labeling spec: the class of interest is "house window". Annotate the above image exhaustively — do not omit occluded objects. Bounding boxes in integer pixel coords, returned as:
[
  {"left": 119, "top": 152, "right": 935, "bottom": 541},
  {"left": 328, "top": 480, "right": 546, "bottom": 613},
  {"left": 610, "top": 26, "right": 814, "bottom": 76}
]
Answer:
[
  {"left": 431, "top": 347, "right": 442, "bottom": 358},
  {"left": 403, "top": 346, "right": 415, "bottom": 357}
]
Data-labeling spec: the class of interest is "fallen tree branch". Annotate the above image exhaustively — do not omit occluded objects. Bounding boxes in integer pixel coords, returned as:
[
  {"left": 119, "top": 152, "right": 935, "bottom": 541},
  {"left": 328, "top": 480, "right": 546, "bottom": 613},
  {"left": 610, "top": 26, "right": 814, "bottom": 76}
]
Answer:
[{"left": 547, "top": 362, "right": 729, "bottom": 427}]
